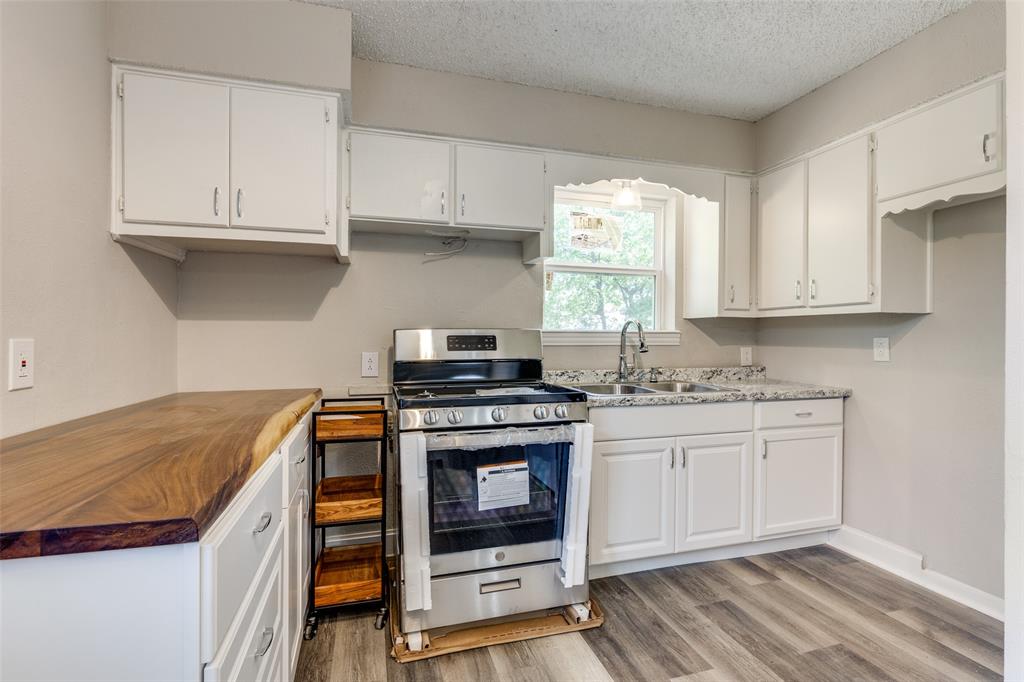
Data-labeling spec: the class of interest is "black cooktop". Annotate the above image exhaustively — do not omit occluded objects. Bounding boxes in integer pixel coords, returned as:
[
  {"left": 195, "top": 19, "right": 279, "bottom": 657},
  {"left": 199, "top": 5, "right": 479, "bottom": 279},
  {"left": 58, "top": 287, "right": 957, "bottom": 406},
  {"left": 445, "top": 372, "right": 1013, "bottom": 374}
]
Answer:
[{"left": 393, "top": 382, "right": 586, "bottom": 409}]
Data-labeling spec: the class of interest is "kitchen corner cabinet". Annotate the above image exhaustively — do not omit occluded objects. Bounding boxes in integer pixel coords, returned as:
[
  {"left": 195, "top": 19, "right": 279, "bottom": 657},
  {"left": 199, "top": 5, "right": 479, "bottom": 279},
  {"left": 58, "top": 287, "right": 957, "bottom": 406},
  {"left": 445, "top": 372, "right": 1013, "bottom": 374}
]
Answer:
[
  {"left": 757, "top": 161, "right": 806, "bottom": 310},
  {"left": 112, "top": 66, "right": 343, "bottom": 262},
  {"left": 344, "top": 129, "right": 547, "bottom": 263}
]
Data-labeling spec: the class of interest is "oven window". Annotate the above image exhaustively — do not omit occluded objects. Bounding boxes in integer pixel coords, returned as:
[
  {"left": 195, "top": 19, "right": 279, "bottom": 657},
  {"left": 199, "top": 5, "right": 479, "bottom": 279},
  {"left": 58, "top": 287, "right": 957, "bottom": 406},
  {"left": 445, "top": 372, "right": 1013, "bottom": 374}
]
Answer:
[{"left": 426, "top": 442, "right": 570, "bottom": 556}]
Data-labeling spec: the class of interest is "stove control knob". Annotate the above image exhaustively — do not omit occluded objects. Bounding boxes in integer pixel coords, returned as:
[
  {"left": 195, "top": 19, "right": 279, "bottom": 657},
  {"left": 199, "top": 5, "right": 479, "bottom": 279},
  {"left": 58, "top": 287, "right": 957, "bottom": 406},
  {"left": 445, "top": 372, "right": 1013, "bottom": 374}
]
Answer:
[
  {"left": 554, "top": 404, "right": 569, "bottom": 419},
  {"left": 423, "top": 410, "right": 440, "bottom": 426},
  {"left": 534, "top": 405, "right": 550, "bottom": 420},
  {"left": 491, "top": 407, "right": 508, "bottom": 422},
  {"left": 447, "top": 410, "right": 464, "bottom": 425}
]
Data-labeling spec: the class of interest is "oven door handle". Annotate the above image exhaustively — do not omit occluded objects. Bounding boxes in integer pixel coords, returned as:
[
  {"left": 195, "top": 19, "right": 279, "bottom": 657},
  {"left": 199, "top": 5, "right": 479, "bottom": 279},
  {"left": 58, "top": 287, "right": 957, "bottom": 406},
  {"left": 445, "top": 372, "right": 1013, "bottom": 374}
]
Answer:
[{"left": 423, "top": 424, "right": 577, "bottom": 451}]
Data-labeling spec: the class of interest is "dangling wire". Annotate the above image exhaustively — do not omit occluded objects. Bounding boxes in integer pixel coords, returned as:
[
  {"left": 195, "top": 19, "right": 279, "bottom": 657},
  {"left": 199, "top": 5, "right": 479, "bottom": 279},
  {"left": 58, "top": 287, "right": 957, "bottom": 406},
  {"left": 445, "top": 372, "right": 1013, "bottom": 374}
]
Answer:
[{"left": 424, "top": 229, "right": 470, "bottom": 258}]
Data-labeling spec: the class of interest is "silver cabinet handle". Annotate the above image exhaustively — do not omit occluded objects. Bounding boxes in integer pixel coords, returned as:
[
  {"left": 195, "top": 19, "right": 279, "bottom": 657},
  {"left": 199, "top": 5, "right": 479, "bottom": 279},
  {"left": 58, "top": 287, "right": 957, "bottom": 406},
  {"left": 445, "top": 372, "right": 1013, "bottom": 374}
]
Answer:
[
  {"left": 461, "top": 193, "right": 466, "bottom": 216},
  {"left": 213, "top": 186, "right": 221, "bottom": 216},
  {"left": 795, "top": 410, "right": 814, "bottom": 418},
  {"left": 795, "top": 280, "right": 802, "bottom": 300},
  {"left": 255, "top": 626, "right": 274, "bottom": 657},
  {"left": 810, "top": 279, "right": 817, "bottom": 300},
  {"left": 762, "top": 440, "right": 768, "bottom": 459},
  {"left": 670, "top": 447, "right": 675, "bottom": 469},
  {"left": 680, "top": 446, "right": 687, "bottom": 468},
  {"left": 252, "top": 511, "right": 272, "bottom": 535},
  {"left": 236, "top": 188, "right": 244, "bottom": 218},
  {"left": 729, "top": 285, "right": 735, "bottom": 304},
  {"left": 302, "top": 490, "right": 309, "bottom": 519},
  {"left": 440, "top": 191, "right": 446, "bottom": 216},
  {"left": 294, "top": 453, "right": 306, "bottom": 465},
  {"left": 982, "top": 133, "right": 993, "bottom": 162}
]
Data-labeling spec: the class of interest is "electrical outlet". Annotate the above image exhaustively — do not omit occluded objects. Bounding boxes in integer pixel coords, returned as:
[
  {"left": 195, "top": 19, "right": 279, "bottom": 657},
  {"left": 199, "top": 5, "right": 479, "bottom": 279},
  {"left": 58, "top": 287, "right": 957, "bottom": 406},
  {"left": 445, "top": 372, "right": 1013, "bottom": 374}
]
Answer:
[
  {"left": 740, "top": 347, "right": 753, "bottom": 366},
  {"left": 873, "top": 337, "right": 891, "bottom": 362},
  {"left": 8, "top": 338, "right": 34, "bottom": 390},
  {"left": 361, "top": 351, "right": 379, "bottom": 378}
]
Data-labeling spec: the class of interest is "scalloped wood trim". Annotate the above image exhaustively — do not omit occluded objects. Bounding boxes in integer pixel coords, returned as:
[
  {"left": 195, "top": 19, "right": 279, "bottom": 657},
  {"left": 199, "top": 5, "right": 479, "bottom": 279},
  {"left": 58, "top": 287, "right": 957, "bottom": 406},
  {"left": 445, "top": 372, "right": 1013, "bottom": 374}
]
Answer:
[{"left": 879, "top": 171, "right": 1006, "bottom": 216}]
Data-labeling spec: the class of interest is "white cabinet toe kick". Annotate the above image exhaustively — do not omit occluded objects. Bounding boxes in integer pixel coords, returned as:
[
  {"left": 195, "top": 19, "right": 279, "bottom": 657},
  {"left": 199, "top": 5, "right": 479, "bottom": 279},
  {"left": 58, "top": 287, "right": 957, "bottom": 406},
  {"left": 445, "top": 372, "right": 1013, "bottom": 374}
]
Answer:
[{"left": 588, "top": 398, "right": 844, "bottom": 576}]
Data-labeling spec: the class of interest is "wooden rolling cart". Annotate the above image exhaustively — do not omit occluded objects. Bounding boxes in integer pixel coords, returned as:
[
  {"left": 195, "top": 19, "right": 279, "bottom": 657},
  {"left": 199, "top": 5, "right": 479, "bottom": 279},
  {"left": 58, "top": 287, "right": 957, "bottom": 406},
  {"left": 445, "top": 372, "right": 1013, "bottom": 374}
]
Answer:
[{"left": 305, "top": 397, "right": 389, "bottom": 637}]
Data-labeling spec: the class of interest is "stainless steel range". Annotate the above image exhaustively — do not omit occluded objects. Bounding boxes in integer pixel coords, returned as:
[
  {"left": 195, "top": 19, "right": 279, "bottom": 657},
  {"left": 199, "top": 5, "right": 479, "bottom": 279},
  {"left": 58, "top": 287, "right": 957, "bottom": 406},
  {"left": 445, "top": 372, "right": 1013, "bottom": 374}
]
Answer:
[{"left": 394, "top": 328, "right": 594, "bottom": 646}]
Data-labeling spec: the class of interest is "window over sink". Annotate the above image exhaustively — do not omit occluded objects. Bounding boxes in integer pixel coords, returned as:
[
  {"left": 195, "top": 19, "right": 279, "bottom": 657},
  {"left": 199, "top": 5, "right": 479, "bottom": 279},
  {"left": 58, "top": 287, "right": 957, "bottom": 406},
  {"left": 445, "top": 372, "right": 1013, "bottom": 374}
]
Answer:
[{"left": 543, "top": 181, "right": 677, "bottom": 343}]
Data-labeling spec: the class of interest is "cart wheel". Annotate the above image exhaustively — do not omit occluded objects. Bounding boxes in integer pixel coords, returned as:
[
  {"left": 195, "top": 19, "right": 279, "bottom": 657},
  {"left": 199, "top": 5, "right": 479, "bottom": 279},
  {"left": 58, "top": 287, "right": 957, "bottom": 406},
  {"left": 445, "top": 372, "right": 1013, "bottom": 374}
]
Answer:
[
  {"left": 304, "top": 616, "right": 318, "bottom": 640},
  {"left": 374, "top": 607, "right": 388, "bottom": 630}
]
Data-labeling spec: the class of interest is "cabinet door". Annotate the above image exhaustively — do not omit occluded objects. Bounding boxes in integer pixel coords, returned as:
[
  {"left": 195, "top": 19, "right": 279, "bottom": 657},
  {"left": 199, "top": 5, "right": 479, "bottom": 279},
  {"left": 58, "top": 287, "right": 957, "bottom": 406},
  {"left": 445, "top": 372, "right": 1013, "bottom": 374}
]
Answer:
[
  {"left": 876, "top": 81, "right": 1002, "bottom": 201},
  {"left": 757, "top": 162, "right": 806, "bottom": 310},
  {"left": 230, "top": 87, "right": 334, "bottom": 233},
  {"left": 807, "top": 136, "right": 872, "bottom": 307},
  {"left": 590, "top": 439, "right": 675, "bottom": 565},
  {"left": 349, "top": 132, "right": 451, "bottom": 223},
  {"left": 676, "top": 433, "right": 753, "bottom": 552},
  {"left": 755, "top": 426, "right": 842, "bottom": 538},
  {"left": 455, "top": 145, "right": 546, "bottom": 229},
  {"left": 723, "top": 175, "right": 753, "bottom": 311},
  {"left": 121, "top": 72, "right": 229, "bottom": 227}
]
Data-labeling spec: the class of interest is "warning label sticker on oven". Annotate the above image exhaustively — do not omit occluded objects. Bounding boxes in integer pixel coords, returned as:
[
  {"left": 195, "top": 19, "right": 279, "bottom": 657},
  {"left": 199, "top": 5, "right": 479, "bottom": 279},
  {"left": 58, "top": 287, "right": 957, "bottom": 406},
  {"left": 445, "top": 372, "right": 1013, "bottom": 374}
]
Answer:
[{"left": 477, "top": 460, "right": 530, "bottom": 511}]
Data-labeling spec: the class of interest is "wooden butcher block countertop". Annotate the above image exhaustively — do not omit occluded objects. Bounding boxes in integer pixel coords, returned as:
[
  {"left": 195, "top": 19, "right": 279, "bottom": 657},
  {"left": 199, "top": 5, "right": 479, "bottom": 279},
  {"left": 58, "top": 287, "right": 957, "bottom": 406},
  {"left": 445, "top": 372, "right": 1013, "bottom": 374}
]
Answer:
[{"left": 0, "top": 389, "right": 321, "bottom": 560}]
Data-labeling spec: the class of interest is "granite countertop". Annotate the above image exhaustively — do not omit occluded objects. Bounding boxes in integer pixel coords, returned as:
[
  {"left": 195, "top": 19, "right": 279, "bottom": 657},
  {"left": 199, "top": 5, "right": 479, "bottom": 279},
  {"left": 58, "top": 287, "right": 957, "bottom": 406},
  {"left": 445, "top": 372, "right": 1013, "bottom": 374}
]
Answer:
[
  {"left": 0, "top": 388, "right": 321, "bottom": 560},
  {"left": 543, "top": 366, "right": 851, "bottom": 408}
]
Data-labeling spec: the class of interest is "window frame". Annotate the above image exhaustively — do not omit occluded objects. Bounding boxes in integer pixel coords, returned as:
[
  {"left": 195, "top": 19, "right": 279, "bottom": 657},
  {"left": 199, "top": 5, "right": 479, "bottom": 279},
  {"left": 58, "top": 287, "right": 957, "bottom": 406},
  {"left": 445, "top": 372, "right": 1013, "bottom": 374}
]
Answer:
[{"left": 543, "top": 189, "right": 674, "bottom": 336}]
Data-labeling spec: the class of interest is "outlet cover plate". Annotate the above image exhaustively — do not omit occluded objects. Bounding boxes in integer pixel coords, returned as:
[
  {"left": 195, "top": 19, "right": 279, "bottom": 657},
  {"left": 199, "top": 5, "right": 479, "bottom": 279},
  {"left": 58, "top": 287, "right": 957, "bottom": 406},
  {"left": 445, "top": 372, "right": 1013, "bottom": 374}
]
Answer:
[
  {"left": 740, "top": 347, "right": 753, "bottom": 366},
  {"left": 8, "top": 338, "right": 34, "bottom": 390},
  {"left": 361, "top": 351, "right": 379, "bottom": 378},
  {"left": 873, "top": 337, "right": 891, "bottom": 362}
]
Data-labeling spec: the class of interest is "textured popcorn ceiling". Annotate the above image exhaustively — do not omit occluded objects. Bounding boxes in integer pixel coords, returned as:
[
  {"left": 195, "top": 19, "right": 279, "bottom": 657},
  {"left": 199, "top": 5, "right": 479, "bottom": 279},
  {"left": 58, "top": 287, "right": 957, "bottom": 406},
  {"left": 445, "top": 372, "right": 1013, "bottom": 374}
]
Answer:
[{"left": 319, "top": 0, "right": 972, "bottom": 121}]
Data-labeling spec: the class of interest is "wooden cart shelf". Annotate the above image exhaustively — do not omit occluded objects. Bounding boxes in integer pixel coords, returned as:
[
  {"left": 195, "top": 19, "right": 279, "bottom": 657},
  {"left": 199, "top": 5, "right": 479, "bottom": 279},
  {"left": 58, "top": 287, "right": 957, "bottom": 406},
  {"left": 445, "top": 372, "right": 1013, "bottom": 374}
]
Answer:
[
  {"left": 314, "top": 543, "right": 383, "bottom": 608},
  {"left": 315, "top": 404, "right": 386, "bottom": 443},
  {"left": 315, "top": 474, "right": 383, "bottom": 526},
  {"left": 307, "top": 396, "right": 389, "bottom": 635}
]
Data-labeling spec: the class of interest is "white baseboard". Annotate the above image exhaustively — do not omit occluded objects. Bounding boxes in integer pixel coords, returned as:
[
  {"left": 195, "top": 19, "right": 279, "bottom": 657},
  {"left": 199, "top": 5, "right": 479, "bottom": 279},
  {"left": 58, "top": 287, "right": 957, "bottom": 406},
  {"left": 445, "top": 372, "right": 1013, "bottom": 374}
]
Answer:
[
  {"left": 589, "top": 531, "right": 832, "bottom": 579},
  {"left": 827, "top": 525, "right": 1004, "bottom": 621}
]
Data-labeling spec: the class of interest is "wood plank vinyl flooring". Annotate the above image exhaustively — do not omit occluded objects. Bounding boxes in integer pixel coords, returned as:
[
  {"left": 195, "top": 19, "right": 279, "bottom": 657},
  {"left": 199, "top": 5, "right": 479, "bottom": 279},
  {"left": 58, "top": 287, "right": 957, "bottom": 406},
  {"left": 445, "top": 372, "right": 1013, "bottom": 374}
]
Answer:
[{"left": 294, "top": 546, "right": 1004, "bottom": 682}]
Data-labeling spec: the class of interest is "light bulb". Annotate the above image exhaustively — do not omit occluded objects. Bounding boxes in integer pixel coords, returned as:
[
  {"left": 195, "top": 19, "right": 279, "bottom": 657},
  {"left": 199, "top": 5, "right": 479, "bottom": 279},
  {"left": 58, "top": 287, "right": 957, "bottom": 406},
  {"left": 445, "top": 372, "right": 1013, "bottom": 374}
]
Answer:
[{"left": 611, "top": 180, "right": 642, "bottom": 211}]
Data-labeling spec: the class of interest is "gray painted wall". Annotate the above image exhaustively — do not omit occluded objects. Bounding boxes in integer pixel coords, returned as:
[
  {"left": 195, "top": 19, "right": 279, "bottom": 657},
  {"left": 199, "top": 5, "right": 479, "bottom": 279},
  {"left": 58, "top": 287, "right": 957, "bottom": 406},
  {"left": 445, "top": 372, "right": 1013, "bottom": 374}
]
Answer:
[
  {"left": 757, "top": 198, "right": 1006, "bottom": 596},
  {"left": 1, "top": 1, "right": 179, "bottom": 438}
]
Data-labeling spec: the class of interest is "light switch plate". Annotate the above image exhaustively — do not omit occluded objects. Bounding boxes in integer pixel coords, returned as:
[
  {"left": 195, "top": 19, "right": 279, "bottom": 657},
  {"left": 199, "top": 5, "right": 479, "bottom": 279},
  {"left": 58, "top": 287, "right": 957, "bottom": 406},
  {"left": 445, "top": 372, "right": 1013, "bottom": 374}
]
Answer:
[
  {"left": 740, "top": 347, "right": 753, "bottom": 366},
  {"left": 8, "top": 338, "right": 34, "bottom": 390},
  {"left": 361, "top": 351, "right": 379, "bottom": 378},
  {"left": 873, "top": 337, "right": 891, "bottom": 362}
]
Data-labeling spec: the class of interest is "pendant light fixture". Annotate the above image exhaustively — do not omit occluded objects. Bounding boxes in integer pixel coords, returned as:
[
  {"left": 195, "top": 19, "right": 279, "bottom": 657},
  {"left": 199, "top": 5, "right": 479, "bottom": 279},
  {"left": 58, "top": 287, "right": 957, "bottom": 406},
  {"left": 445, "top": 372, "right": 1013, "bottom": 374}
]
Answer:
[{"left": 611, "top": 180, "right": 642, "bottom": 211}]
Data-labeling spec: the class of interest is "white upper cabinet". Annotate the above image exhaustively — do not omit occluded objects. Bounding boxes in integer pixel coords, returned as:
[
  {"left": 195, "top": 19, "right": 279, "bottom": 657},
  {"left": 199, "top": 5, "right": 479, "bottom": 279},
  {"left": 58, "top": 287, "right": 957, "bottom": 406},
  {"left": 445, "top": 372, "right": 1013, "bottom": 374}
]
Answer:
[
  {"left": 348, "top": 132, "right": 450, "bottom": 223},
  {"left": 876, "top": 81, "right": 1002, "bottom": 202},
  {"left": 454, "top": 145, "right": 546, "bottom": 230},
  {"left": 121, "top": 72, "right": 229, "bottom": 227},
  {"left": 723, "top": 175, "right": 753, "bottom": 311},
  {"left": 113, "top": 66, "right": 342, "bottom": 262},
  {"left": 807, "top": 136, "right": 873, "bottom": 308},
  {"left": 230, "top": 87, "right": 335, "bottom": 233},
  {"left": 757, "top": 161, "right": 806, "bottom": 310}
]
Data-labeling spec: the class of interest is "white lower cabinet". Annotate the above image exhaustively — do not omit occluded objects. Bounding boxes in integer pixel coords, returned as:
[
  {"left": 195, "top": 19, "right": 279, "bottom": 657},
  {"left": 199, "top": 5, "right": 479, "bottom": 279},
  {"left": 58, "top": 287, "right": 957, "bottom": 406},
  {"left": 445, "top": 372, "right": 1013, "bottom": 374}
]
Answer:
[
  {"left": 590, "top": 438, "right": 676, "bottom": 565},
  {"left": 755, "top": 425, "right": 843, "bottom": 538},
  {"left": 675, "top": 433, "right": 754, "bottom": 552},
  {"left": 588, "top": 399, "right": 843, "bottom": 570}
]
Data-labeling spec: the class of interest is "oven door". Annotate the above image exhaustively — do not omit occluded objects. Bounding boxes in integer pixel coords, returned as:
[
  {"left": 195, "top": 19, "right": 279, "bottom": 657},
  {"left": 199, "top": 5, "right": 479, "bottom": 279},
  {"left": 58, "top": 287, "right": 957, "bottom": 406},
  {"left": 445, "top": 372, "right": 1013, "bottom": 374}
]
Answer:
[{"left": 399, "top": 423, "right": 593, "bottom": 612}]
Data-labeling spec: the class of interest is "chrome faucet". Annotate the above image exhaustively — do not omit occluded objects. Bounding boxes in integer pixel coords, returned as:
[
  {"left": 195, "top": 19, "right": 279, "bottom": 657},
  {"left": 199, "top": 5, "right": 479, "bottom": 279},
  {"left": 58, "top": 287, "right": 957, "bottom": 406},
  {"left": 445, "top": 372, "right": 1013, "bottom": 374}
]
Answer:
[{"left": 617, "top": 320, "right": 649, "bottom": 382}]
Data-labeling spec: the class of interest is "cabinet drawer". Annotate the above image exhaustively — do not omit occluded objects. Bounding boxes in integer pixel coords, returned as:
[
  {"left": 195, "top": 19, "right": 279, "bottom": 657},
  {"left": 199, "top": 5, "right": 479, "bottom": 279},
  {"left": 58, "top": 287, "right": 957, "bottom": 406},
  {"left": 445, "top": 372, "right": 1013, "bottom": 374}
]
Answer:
[
  {"left": 590, "top": 402, "right": 753, "bottom": 441},
  {"left": 756, "top": 399, "right": 843, "bottom": 429},
  {"left": 282, "top": 412, "right": 312, "bottom": 507},
  {"left": 204, "top": 527, "right": 283, "bottom": 682},
  {"left": 200, "top": 452, "right": 284, "bottom": 661}
]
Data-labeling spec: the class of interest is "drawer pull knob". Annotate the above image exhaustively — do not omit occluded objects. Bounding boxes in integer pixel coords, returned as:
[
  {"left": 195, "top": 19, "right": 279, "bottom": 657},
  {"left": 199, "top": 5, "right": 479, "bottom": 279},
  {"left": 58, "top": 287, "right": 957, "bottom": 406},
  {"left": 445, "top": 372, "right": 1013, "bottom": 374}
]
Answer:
[
  {"left": 294, "top": 454, "right": 306, "bottom": 465},
  {"left": 255, "top": 626, "right": 274, "bottom": 657},
  {"left": 252, "top": 512, "right": 273, "bottom": 535},
  {"left": 795, "top": 411, "right": 813, "bottom": 417}
]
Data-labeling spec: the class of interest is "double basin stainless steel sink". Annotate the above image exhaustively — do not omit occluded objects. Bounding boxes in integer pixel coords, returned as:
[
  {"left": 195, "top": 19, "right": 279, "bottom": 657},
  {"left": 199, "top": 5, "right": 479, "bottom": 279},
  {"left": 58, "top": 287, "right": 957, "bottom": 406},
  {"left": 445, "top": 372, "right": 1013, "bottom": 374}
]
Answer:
[{"left": 574, "top": 381, "right": 734, "bottom": 396}]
